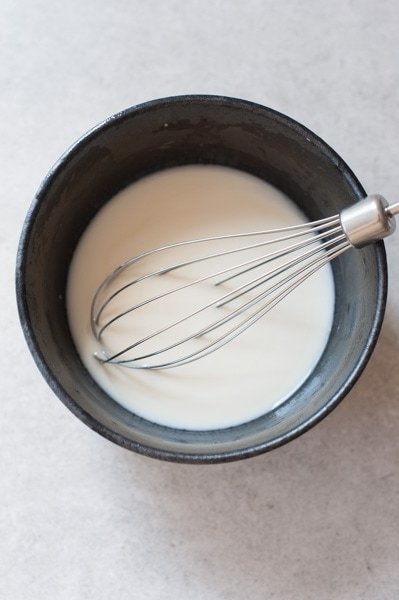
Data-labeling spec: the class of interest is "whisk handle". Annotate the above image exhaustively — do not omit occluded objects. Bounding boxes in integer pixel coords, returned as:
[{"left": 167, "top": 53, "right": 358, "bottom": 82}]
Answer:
[
  {"left": 340, "top": 194, "right": 396, "bottom": 247},
  {"left": 386, "top": 202, "right": 399, "bottom": 217}
]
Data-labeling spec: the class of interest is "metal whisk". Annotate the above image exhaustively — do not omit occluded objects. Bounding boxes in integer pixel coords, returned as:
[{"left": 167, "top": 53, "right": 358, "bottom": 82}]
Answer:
[{"left": 91, "top": 194, "right": 399, "bottom": 370}]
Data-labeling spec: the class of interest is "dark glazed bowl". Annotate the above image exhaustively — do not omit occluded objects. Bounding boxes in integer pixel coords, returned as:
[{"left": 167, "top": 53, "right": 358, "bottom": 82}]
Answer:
[{"left": 16, "top": 95, "right": 387, "bottom": 463}]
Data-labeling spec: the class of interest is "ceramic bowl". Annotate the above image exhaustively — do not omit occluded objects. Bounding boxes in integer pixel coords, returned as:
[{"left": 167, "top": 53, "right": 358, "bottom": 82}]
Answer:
[{"left": 16, "top": 95, "right": 387, "bottom": 463}]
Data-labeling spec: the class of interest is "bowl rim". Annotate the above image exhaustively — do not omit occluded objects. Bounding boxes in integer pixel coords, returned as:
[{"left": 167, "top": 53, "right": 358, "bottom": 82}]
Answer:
[{"left": 15, "top": 94, "right": 388, "bottom": 463}]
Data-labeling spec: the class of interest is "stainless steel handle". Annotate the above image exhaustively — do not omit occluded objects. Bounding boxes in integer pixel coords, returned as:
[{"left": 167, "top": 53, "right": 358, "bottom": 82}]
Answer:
[
  {"left": 386, "top": 202, "right": 399, "bottom": 217},
  {"left": 340, "top": 194, "right": 396, "bottom": 247}
]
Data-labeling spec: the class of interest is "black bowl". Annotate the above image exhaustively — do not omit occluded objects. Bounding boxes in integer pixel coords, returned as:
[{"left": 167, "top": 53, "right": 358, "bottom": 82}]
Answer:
[{"left": 16, "top": 95, "right": 387, "bottom": 463}]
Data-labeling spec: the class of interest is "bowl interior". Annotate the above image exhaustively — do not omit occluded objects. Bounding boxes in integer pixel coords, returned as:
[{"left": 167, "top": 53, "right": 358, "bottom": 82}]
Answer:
[{"left": 17, "top": 96, "right": 386, "bottom": 462}]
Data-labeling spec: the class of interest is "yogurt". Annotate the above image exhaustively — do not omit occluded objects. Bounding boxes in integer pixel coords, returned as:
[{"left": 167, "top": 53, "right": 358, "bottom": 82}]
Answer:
[{"left": 67, "top": 165, "right": 335, "bottom": 430}]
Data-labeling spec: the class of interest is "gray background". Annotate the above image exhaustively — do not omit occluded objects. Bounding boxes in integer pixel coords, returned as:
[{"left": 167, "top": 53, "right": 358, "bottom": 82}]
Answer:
[{"left": 2, "top": 1, "right": 399, "bottom": 598}]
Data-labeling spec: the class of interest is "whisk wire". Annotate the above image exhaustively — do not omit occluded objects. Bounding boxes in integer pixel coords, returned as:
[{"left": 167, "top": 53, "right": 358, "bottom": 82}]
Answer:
[
  {"left": 94, "top": 220, "right": 342, "bottom": 340},
  {"left": 90, "top": 194, "right": 398, "bottom": 370},
  {"left": 98, "top": 234, "right": 349, "bottom": 368},
  {"left": 106, "top": 240, "right": 349, "bottom": 369},
  {"left": 214, "top": 231, "right": 346, "bottom": 307},
  {"left": 92, "top": 215, "right": 340, "bottom": 326}
]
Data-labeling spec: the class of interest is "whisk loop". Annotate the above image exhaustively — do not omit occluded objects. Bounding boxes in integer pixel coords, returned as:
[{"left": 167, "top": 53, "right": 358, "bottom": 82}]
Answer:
[{"left": 91, "top": 194, "right": 398, "bottom": 369}]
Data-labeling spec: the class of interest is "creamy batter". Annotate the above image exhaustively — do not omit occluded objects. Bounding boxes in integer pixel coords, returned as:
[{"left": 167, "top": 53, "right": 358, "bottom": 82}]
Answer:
[{"left": 67, "top": 165, "right": 335, "bottom": 430}]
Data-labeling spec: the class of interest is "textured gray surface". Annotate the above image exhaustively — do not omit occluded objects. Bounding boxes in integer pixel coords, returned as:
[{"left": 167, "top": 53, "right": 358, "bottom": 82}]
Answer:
[{"left": 2, "top": 1, "right": 399, "bottom": 598}]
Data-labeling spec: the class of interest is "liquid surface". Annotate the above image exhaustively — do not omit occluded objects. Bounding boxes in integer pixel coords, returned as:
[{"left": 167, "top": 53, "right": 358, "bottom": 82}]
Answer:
[{"left": 67, "top": 165, "right": 335, "bottom": 430}]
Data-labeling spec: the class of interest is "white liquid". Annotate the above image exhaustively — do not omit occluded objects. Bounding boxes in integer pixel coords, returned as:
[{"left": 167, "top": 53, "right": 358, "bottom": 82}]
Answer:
[{"left": 67, "top": 165, "right": 335, "bottom": 430}]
